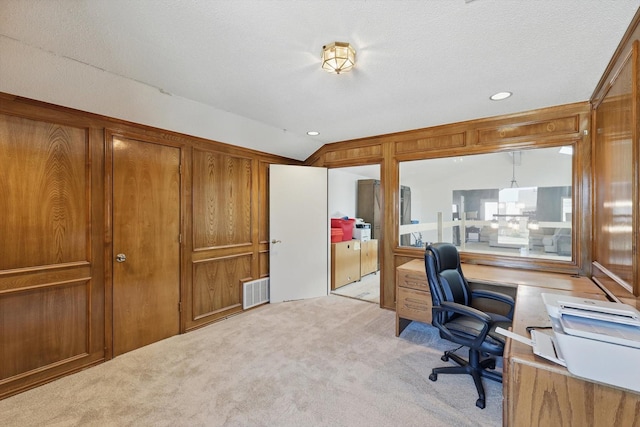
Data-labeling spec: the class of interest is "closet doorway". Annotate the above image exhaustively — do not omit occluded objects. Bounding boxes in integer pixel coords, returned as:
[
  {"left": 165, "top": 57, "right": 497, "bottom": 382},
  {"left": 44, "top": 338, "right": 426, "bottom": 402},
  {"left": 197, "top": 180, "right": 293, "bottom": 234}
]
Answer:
[{"left": 328, "top": 165, "right": 381, "bottom": 305}]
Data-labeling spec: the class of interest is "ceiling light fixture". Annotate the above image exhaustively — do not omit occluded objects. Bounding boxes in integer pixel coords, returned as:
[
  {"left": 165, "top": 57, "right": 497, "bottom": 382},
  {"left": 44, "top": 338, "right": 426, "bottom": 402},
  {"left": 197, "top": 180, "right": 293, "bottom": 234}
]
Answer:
[
  {"left": 307, "top": 131, "right": 320, "bottom": 136},
  {"left": 527, "top": 219, "right": 540, "bottom": 230},
  {"left": 490, "top": 91, "right": 512, "bottom": 101},
  {"left": 321, "top": 42, "right": 356, "bottom": 74},
  {"left": 510, "top": 152, "right": 519, "bottom": 188}
]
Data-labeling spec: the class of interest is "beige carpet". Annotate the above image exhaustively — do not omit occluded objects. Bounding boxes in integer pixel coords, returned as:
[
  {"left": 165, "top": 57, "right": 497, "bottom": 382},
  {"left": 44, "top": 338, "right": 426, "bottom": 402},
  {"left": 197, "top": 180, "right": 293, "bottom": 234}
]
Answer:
[
  {"left": 0, "top": 295, "right": 502, "bottom": 427},
  {"left": 331, "top": 271, "right": 380, "bottom": 303}
]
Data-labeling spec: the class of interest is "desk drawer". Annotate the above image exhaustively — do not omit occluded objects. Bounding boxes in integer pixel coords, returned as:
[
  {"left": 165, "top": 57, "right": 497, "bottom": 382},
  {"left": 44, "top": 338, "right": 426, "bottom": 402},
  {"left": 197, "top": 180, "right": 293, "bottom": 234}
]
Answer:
[
  {"left": 397, "top": 286, "right": 432, "bottom": 324},
  {"left": 397, "top": 270, "right": 429, "bottom": 292}
]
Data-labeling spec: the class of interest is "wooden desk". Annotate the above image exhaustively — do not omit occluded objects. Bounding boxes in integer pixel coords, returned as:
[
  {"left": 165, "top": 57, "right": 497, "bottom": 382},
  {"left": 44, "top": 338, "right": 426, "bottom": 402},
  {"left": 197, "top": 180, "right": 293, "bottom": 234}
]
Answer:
[
  {"left": 395, "top": 259, "right": 602, "bottom": 336},
  {"left": 504, "top": 285, "right": 640, "bottom": 426},
  {"left": 395, "top": 259, "right": 640, "bottom": 426},
  {"left": 461, "top": 263, "right": 605, "bottom": 293}
]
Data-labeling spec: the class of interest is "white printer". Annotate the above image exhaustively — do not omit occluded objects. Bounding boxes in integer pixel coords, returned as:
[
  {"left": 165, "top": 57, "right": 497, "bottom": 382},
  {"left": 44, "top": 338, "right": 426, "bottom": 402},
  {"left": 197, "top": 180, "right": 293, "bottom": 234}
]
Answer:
[
  {"left": 352, "top": 222, "right": 371, "bottom": 241},
  {"left": 541, "top": 293, "right": 640, "bottom": 393},
  {"left": 497, "top": 294, "right": 640, "bottom": 393}
]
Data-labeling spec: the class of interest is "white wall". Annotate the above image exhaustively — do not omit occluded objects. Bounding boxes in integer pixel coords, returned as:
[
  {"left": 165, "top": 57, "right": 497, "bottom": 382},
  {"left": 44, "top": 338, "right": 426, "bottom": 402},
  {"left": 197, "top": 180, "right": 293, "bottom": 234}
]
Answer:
[
  {"left": 328, "top": 169, "right": 365, "bottom": 219},
  {"left": 0, "top": 37, "right": 316, "bottom": 161}
]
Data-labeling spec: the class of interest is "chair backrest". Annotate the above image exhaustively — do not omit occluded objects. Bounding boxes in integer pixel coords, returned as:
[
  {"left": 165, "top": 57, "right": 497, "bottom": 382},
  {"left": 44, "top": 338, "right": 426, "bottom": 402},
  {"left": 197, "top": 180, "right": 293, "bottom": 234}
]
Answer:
[{"left": 424, "top": 242, "right": 472, "bottom": 323}]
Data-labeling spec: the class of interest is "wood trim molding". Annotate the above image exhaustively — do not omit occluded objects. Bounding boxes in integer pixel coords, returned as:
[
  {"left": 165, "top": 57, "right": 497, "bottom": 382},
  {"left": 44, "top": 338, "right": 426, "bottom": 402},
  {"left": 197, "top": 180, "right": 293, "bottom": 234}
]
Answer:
[{"left": 591, "top": 7, "right": 640, "bottom": 105}]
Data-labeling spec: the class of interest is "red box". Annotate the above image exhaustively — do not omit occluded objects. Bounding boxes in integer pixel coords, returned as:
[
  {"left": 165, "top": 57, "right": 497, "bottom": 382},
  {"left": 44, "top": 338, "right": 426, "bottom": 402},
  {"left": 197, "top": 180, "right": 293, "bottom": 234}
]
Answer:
[
  {"left": 331, "top": 228, "right": 343, "bottom": 243},
  {"left": 331, "top": 218, "right": 355, "bottom": 241}
]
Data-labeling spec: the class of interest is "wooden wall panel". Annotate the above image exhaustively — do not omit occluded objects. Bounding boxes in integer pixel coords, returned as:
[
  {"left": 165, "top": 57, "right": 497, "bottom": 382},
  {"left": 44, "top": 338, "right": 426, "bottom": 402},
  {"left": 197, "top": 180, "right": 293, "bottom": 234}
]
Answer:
[
  {"left": 476, "top": 116, "right": 580, "bottom": 145},
  {"left": 592, "top": 43, "right": 637, "bottom": 297},
  {"left": 395, "top": 132, "right": 466, "bottom": 154},
  {"left": 192, "top": 149, "right": 252, "bottom": 250},
  {"left": 324, "top": 144, "right": 382, "bottom": 163},
  {"left": 0, "top": 94, "right": 293, "bottom": 397},
  {"left": 259, "top": 161, "right": 270, "bottom": 244},
  {"left": 259, "top": 251, "right": 269, "bottom": 278},
  {"left": 0, "top": 280, "right": 89, "bottom": 380},
  {"left": 191, "top": 254, "right": 252, "bottom": 320},
  {"left": 0, "top": 109, "right": 104, "bottom": 400},
  {"left": 0, "top": 115, "right": 88, "bottom": 270}
]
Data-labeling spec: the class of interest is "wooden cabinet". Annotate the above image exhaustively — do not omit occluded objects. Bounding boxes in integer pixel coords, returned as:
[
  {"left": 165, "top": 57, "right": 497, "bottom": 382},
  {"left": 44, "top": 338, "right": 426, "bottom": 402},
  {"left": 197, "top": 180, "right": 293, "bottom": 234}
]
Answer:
[
  {"left": 395, "top": 259, "right": 432, "bottom": 336},
  {"left": 357, "top": 179, "right": 411, "bottom": 244},
  {"left": 360, "top": 239, "right": 378, "bottom": 276},
  {"left": 331, "top": 241, "right": 361, "bottom": 290},
  {"left": 399, "top": 185, "right": 411, "bottom": 246},
  {"left": 332, "top": 239, "right": 378, "bottom": 290},
  {"left": 357, "top": 179, "right": 381, "bottom": 239}
]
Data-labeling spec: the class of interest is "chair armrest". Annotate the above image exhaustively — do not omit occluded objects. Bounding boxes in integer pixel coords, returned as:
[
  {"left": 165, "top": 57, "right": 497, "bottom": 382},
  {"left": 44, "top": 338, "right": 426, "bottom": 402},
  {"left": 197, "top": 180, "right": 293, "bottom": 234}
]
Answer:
[
  {"left": 432, "top": 301, "right": 492, "bottom": 349},
  {"left": 437, "top": 301, "right": 492, "bottom": 323},
  {"left": 471, "top": 289, "right": 515, "bottom": 319}
]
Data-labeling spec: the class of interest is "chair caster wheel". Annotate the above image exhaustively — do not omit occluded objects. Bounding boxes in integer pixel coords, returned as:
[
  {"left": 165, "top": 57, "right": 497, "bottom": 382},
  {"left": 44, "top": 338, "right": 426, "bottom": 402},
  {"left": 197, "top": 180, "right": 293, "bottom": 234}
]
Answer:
[
  {"left": 476, "top": 398, "right": 485, "bottom": 409},
  {"left": 429, "top": 373, "right": 437, "bottom": 382},
  {"left": 441, "top": 355, "right": 449, "bottom": 362},
  {"left": 487, "top": 360, "right": 496, "bottom": 370}
]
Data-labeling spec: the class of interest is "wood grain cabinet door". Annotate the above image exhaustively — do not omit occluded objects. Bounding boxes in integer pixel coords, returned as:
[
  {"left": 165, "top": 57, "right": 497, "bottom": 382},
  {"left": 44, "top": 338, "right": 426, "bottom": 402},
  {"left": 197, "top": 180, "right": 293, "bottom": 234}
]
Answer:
[{"left": 112, "top": 137, "right": 181, "bottom": 356}]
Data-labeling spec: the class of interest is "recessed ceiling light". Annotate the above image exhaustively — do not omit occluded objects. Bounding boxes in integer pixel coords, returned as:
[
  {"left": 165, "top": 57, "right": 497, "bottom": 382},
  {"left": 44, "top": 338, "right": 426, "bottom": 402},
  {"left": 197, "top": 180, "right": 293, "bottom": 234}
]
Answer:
[
  {"left": 490, "top": 91, "right": 512, "bottom": 101},
  {"left": 307, "top": 131, "right": 320, "bottom": 136}
]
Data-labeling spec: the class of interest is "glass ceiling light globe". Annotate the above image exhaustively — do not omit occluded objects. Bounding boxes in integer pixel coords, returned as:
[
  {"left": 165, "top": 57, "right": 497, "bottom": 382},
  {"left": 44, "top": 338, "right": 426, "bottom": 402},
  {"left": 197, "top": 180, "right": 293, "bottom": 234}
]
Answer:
[{"left": 321, "top": 42, "right": 356, "bottom": 74}]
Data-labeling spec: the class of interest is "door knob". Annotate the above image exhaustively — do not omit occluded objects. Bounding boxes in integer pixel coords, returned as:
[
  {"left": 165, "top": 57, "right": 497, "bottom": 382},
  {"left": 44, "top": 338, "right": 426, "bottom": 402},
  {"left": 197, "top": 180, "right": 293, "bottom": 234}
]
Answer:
[
  {"left": 116, "top": 253, "right": 127, "bottom": 263},
  {"left": 271, "top": 239, "right": 282, "bottom": 244}
]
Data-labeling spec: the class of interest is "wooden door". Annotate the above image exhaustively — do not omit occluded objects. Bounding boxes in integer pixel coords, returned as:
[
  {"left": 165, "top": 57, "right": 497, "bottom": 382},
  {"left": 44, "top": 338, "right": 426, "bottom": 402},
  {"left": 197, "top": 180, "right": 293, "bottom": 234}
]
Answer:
[{"left": 112, "top": 136, "right": 181, "bottom": 356}]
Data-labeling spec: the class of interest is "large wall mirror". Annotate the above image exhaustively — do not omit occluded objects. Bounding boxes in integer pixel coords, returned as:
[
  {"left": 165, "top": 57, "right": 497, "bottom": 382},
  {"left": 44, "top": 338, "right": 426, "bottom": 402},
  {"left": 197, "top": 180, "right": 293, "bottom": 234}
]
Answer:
[
  {"left": 399, "top": 145, "right": 573, "bottom": 261},
  {"left": 328, "top": 164, "right": 381, "bottom": 304}
]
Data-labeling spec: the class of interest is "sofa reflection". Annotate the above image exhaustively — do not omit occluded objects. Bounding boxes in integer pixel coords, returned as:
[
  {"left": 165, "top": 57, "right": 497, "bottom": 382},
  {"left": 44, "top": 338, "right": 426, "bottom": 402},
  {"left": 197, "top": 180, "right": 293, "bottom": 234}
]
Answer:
[{"left": 478, "top": 225, "right": 570, "bottom": 255}]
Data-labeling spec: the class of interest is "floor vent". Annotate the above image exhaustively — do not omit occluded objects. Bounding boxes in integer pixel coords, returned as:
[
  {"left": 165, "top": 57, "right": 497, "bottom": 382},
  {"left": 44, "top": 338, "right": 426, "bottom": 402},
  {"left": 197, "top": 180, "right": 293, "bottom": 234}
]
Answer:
[{"left": 243, "top": 278, "right": 270, "bottom": 309}]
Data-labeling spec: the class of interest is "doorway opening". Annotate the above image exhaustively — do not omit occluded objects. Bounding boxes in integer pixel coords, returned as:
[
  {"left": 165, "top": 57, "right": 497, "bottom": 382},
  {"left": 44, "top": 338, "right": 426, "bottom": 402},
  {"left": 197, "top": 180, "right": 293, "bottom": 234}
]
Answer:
[{"left": 328, "top": 165, "right": 381, "bottom": 304}]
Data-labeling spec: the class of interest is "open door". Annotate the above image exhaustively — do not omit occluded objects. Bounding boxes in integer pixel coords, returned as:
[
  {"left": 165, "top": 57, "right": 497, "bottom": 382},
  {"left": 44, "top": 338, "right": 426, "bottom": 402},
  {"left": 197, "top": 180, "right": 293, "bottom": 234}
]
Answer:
[{"left": 269, "top": 165, "right": 328, "bottom": 303}]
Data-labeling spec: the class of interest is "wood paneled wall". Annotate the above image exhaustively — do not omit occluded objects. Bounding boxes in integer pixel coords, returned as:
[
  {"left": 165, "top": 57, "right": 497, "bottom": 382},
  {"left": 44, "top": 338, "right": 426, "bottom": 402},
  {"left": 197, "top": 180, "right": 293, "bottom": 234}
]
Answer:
[
  {"left": 591, "top": 11, "right": 640, "bottom": 303},
  {"left": 0, "top": 93, "right": 294, "bottom": 398},
  {"left": 0, "top": 110, "right": 105, "bottom": 398},
  {"left": 306, "top": 103, "right": 592, "bottom": 310},
  {"left": 192, "top": 150, "right": 253, "bottom": 249},
  {"left": 3, "top": 5, "right": 639, "bottom": 394},
  {"left": 188, "top": 147, "right": 256, "bottom": 329}
]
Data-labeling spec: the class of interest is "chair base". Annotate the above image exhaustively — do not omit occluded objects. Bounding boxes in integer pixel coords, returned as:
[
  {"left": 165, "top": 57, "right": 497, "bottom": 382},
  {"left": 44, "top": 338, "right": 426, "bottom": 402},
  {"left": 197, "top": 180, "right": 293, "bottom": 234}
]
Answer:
[{"left": 428, "top": 348, "right": 502, "bottom": 409}]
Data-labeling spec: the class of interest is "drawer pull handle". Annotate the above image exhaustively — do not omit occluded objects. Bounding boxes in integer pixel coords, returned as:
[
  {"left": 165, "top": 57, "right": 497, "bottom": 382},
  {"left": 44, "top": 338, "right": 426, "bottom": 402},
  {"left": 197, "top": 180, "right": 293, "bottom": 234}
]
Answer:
[
  {"left": 404, "top": 298, "right": 429, "bottom": 311},
  {"left": 406, "top": 281, "right": 428, "bottom": 288}
]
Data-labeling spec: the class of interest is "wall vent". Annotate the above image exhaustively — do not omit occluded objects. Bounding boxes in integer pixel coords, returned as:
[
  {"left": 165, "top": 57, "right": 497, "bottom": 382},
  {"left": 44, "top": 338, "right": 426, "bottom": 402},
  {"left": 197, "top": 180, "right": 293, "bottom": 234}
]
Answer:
[{"left": 243, "top": 278, "right": 270, "bottom": 309}]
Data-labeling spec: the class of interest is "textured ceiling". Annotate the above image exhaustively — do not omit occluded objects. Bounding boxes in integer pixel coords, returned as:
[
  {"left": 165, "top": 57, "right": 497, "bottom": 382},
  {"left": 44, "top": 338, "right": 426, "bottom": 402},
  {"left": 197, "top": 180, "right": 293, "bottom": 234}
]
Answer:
[{"left": 1, "top": 1, "right": 639, "bottom": 160}]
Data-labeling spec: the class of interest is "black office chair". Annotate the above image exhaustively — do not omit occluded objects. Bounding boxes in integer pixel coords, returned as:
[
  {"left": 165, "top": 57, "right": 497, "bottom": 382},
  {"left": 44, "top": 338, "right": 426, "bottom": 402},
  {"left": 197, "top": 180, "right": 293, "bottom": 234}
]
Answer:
[{"left": 424, "top": 242, "right": 514, "bottom": 409}]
